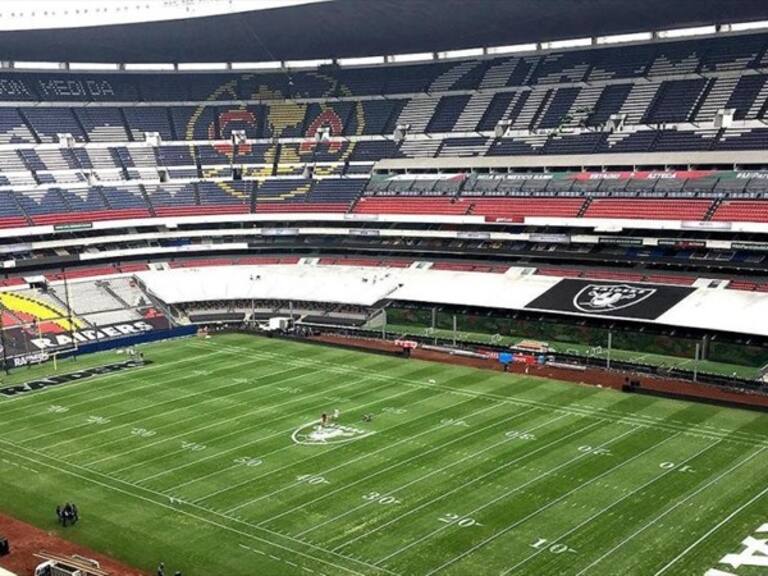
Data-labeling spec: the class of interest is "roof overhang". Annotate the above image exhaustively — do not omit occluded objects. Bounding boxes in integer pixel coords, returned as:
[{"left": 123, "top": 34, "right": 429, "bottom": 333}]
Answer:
[{"left": 0, "top": 0, "right": 767, "bottom": 63}]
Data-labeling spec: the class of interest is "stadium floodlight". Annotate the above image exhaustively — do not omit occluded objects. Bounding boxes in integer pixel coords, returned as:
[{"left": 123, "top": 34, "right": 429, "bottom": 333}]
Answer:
[
  {"left": 177, "top": 62, "right": 229, "bottom": 71},
  {"left": 390, "top": 52, "right": 433, "bottom": 64},
  {"left": 437, "top": 48, "right": 484, "bottom": 60},
  {"left": 124, "top": 63, "right": 175, "bottom": 71},
  {"left": 657, "top": 25, "right": 717, "bottom": 39},
  {"left": 596, "top": 32, "right": 653, "bottom": 45},
  {"left": 13, "top": 60, "right": 62, "bottom": 70},
  {"left": 230, "top": 61, "right": 282, "bottom": 70},
  {"left": 337, "top": 56, "right": 385, "bottom": 67},
  {"left": 486, "top": 43, "right": 537, "bottom": 55},
  {"left": 284, "top": 59, "right": 333, "bottom": 69},
  {"left": 730, "top": 20, "right": 768, "bottom": 32},
  {"left": 541, "top": 37, "right": 592, "bottom": 50},
  {"left": 68, "top": 62, "right": 120, "bottom": 71}
]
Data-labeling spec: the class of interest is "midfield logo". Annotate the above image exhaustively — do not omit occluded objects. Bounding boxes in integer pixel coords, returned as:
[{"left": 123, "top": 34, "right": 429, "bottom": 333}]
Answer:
[
  {"left": 291, "top": 421, "right": 374, "bottom": 445},
  {"left": 573, "top": 284, "right": 657, "bottom": 314}
]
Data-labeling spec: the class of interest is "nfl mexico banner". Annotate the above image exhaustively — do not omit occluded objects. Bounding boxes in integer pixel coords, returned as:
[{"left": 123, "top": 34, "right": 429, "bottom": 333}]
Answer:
[{"left": 525, "top": 279, "right": 694, "bottom": 320}]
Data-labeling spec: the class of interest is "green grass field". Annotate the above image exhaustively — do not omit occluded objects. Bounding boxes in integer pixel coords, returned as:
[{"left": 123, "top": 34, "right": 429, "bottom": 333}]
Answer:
[
  {"left": 1, "top": 333, "right": 767, "bottom": 576},
  {"left": 383, "top": 323, "right": 764, "bottom": 380}
]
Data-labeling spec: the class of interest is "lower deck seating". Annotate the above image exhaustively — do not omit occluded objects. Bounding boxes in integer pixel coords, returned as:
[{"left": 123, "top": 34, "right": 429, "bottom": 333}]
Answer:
[
  {"left": 584, "top": 199, "right": 712, "bottom": 221},
  {"left": 353, "top": 197, "right": 471, "bottom": 215},
  {"left": 471, "top": 198, "right": 585, "bottom": 222},
  {"left": 712, "top": 200, "right": 768, "bottom": 223}
]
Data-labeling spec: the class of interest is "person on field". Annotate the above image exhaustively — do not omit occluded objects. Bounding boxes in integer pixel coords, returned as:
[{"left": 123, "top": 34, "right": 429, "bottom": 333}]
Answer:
[
  {"left": 71, "top": 503, "right": 79, "bottom": 524},
  {"left": 62, "top": 503, "right": 73, "bottom": 527},
  {"left": 55, "top": 505, "right": 62, "bottom": 526},
  {"left": 157, "top": 562, "right": 165, "bottom": 576}
]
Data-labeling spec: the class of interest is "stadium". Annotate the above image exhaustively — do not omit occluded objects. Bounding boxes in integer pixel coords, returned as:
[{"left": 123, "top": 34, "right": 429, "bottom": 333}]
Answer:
[{"left": 0, "top": 0, "right": 768, "bottom": 574}]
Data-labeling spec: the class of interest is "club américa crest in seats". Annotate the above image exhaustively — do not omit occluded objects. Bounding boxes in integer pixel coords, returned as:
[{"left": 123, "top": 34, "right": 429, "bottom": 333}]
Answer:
[
  {"left": 573, "top": 283, "right": 657, "bottom": 314},
  {"left": 187, "top": 72, "right": 365, "bottom": 164}
]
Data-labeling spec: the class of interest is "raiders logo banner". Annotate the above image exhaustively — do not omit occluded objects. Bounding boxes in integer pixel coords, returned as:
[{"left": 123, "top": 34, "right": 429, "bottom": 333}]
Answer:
[{"left": 525, "top": 280, "right": 694, "bottom": 320}]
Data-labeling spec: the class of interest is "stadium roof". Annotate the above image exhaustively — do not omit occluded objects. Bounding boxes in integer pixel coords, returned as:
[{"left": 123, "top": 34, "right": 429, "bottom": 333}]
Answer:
[{"left": 1, "top": 0, "right": 768, "bottom": 64}]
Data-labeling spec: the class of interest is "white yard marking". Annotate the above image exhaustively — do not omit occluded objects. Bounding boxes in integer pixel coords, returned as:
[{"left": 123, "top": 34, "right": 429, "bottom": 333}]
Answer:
[
  {"left": 495, "top": 434, "right": 716, "bottom": 575},
  {"left": 0, "top": 442, "right": 397, "bottom": 576},
  {"left": 373, "top": 425, "right": 641, "bottom": 566},
  {"left": 653, "top": 456, "right": 768, "bottom": 575},
  {"left": 190, "top": 341, "right": 768, "bottom": 448},
  {"left": 222, "top": 401, "right": 509, "bottom": 514},
  {"left": 296, "top": 413, "right": 571, "bottom": 539},
  {"left": 153, "top": 383, "right": 447, "bottom": 491},
  {"left": 574, "top": 446, "right": 768, "bottom": 576},
  {"left": 332, "top": 418, "right": 606, "bottom": 553},
  {"left": 85, "top": 370, "right": 382, "bottom": 469},
  {"left": 30, "top": 361, "right": 301, "bottom": 449},
  {"left": 0, "top": 345, "right": 225, "bottom": 410}
]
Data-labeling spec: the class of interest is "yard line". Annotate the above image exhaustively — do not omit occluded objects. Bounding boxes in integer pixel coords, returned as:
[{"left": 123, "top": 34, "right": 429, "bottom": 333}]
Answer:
[
  {"left": 23, "top": 359, "right": 301, "bottom": 446},
  {"left": 373, "top": 424, "right": 640, "bottom": 565},
  {"left": 450, "top": 433, "right": 715, "bottom": 576},
  {"left": 0, "top": 345, "right": 223, "bottom": 413},
  {"left": 192, "top": 341, "right": 768, "bottom": 447},
  {"left": 295, "top": 412, "right": 571, "bottom": 538},
  {"left": 99, "top": 353, "right": 464, "bottom": 475},
  {"left": 652, "top": 480, "right": 768, "bottom": 575},
  {"left": 331, "top": 418, "right": 606, "bottom": 553},
  {"left": 87, "top": 370, "right": 383, "bottom": 469},
  {"left": 219, "top": 400, "right": 507, "bottom": 511},
  {"left": 574, "top": 445, "right": 768, "bottom": 576},
  {"left": 49, "top": 365, "right": 308, "bottom": 455},
  {"left": 184, "top": 394, "right": 500, "bottom": 504},
  {"left": 254, "top": 406, "right": 549, "bottom": 526},
  {"left": 0, "top": 443, "right": 389, "bottom": 576},
  {"left": 501, "top": 433, "right": 715, "bottom": 574},
  {"left": 153, "top": 381, "right": 456, "bottom": 490}
]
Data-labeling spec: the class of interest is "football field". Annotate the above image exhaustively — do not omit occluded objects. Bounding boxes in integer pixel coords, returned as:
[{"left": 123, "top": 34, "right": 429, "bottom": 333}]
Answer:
[{"left": 0, "top": 333, "right": 767, "bottom": 575}]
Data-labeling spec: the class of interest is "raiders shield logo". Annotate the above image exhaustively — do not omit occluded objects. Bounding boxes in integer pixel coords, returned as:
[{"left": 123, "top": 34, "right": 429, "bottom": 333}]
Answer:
[
  {"left": 292, "top": 421, "right": 374, "bottom": 445},
  {"left": 573, "top": 284, "right": 657, "bottom": 313}
]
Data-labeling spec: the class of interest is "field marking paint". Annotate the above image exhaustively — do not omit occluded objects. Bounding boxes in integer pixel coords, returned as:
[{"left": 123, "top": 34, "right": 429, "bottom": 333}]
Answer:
[
  {"left": 220, "top": 400, "right": 507, "bottom": 513},
  {"left": 574, "top": 446, "right": 768, "bottom": 576},
  {"left": 653, "top": 456, "right": 768, "bottom": 575},
  {"left": 0, "top": 344, "right": 224, "bottom": 410},
  {"left": 3, "top": 356, "right": 223, "bottom": 433},
  {"left": 154, "top": 381, "right": 462, "bottom": 491},
  {"left": 110, "top": 362, "right": 465, "bottom": 481},
  {"left": 0, "top": 444, "right": 383, "bottom": 576},
  {"left": 253, "top": 406, "right": 549, "bottom": 526},
  {"left": 331, "top": 418, "right": 607, "bottom": 553},
  {"left": 0, "top": 441, "right": 397, "bottom": 576},
  {"left": 92, "top": 370, "right": 383, "bottom": 470},
  {"left": 53, "top": 365, "right": 313, "bottom": 458},
  {"left": 27, "top": 360, "right": 303, "bottom": 448},
  {"left": 475, "top": 434, "right": 716, "bottom": 576},
  {"left": 295, "top": 412, "right": 571, "bottom": 538},
  {"left": 373, "top": 424, "right": 640, "bottom": 566},
  {"left": 191, "top": 340, "right": 768, "bottom": 448}
]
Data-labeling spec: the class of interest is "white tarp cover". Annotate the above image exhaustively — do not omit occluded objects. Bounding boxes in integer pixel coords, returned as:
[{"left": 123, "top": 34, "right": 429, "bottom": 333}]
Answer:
[{"left": 137, "top": 265, "right": 768, "bottom": 337}]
